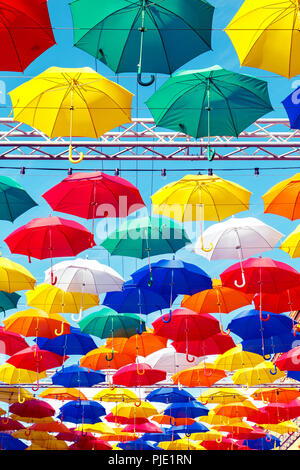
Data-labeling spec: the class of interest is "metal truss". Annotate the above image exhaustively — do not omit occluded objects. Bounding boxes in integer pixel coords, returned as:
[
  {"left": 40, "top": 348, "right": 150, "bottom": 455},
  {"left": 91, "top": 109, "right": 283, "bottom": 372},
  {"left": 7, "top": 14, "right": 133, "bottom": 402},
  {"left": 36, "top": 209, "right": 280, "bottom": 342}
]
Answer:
[{"left": 0, "top": 117, "right": 300, "bottom": 161}]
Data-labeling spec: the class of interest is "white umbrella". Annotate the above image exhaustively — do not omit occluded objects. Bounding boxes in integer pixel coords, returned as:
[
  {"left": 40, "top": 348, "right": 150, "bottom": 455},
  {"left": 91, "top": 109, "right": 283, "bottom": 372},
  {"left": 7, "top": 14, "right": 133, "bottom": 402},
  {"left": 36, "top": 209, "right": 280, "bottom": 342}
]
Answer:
[
  {"left": 193, "top": 217, "right": 283, "bottom": 262},
  {"left": 145, "top": 347, "right": 208, "bottom": 375},
  {"left": 44, "top": 258, "right": 125, "bottom": 295}
]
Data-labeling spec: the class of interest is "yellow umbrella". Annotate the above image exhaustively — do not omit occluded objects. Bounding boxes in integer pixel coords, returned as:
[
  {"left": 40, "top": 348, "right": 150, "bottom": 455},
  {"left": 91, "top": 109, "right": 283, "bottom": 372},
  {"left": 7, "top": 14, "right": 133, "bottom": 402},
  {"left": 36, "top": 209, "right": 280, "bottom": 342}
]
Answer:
[
  {"left": 260, "top": 421, "right": 299, "bottom": 435},
  {"left": 13, "top": 429, "right": 52, "bottom": 441},
  {"left": 214, "top": 344, "right": 265, "bottom": 372},
  {"left": 110, "top": 402, "right": 157, "bottom": 420},
  {"left": 9, "top": 66, "right": 134, "bottom": 163},
  {"left": 3, "top": 309, "right": 70, "bottom": 338},
  {"left": 0, "top": 387, "right": 33, "bottom": 404},
  {"left": 190, "top": 430, "right": 223, "bottom": 442},
  {"left": 232, "top": 361, "right": 285, "bottom": 388},
  {"left": 39, "top": 387, "right": 88, "bottom": 401},
  {"left": 75, "top": 423, "right": 115, "bottom": 435},
  {"left": 280, "top": 225, "right": 300, "bottom": 258},
  {"left": 10, "top": 414, "right": 54, "bottom": 424},
  {"left": 199, "top": 412, "right": 242, "bottom": 426},
  {"left": 0, "top": 364, "right": 47, "bottom": 386},
  {"left": 26, "top": 283, "right": 99, "bottom": 317},
  {"left": 93, "top": 388, "right": 138, "bottom": 403},
  {"left": 262, "top": 173, "right": 300, "bottom": 220},
  {"left": 225, "top": 0, "right": 300, "bottom": 79},
  {"left": 198, "top": 387, "right": 248, "bottom": 405},
  {"left": 158, "top": 439, "right": 204, "bottom": 451},
  {"left": 0, "top": 257, "right": 36, "bottom": 293}
]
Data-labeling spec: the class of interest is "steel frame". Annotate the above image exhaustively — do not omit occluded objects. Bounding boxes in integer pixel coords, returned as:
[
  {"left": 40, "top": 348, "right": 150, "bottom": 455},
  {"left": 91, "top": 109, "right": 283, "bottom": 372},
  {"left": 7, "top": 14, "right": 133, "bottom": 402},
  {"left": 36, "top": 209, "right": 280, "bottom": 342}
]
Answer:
[{"left": 0, "top": 118, "right": 300, "bottom": 161}]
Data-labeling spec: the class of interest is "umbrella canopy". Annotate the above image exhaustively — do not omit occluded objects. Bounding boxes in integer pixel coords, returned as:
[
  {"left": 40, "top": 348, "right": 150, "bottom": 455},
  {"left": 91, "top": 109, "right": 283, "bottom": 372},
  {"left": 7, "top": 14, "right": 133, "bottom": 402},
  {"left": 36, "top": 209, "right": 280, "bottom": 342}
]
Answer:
[
  {"left": 36, "top": 326, "right": 97, "bottom": 356},
  {"left": 242, "top": 332, "right": 300, "bottom": 357},
  {"left": 7, "top": 345, "right": 67, "bottom": 373},
  {"left": 169, "top": 422, "right": 209, "bottom": 435},
  {"left": 0, "top": 326, "right": 28, "bottom": 356},
  {"left": 172, "top": 363, "right": 226, "bottom": 388},
  {"left": 3, "top": 309, "right": 70, "bottom": 339},
  {"left": 198, "top": 388, "right": 248, "bottom": 406},
  {"left": 122, "top": 421, "right": 162, "bottom": 434},
  {"left": 163, "top": 402, "right": 209, "bottom": 419},
  {"left": 69, "top": 437, "right": 112, "bottom": 450},
  {"left": 44, "top": 258, "right": 125, "bottom": 295},
  {"left": 0, "top": 0, "right": 55, "bottom": 72},
  {"left": 145, "top": 387, "right": 195, "bottom": 404},
  {"left": 275, "top": 346, "right": 300, "bottom": 372},
  {"left": 0, "top": 290, "right": 20, "bottom": 314},
  {"left": 158, "top": 439, "right": 204, "bottom": 451},
  {"left": 51, "top": 365, "right": 105, "bottom": 388},
  {"left": 70, "top": 0, "right": 215, "bottom": 83},
  {"left": 280, "top": 225, "right": 300, "bottom": 258},
  {"left": 151, "top": 173, "right": 251, "bottom": 223},
  {"left": 0, "top": 257, "right": 36, "bottom": 293},
  {"left": 110, "top": 402, "right": 158, "bottom": 420},
  {"left": 0, "top": 433, "right": 27, "bottom": 450},
  {"left": 172, "top": 333, "right": 235, "bottom": 357},
  {"left": 232, "top": 361, "right": 285, "bottom": 387},
  {"left": 0, "top": 417, "right": 24, "bottom": 432},
  {"left": 39, "top": 388, "right": 88, "bottom": 402},
  {"left": 253, "top": 286, "right": 300, "bottom": 314},
  {"left": 146, "top": 66, "right": 272, "bottom": 143},
  {"left": 214, "top": 345, "right": 265, "bottom": 372},
  {"left": 243, "top": 435, "right": 280, "bottom": 450},
  {"left": 9, "top": 399, "right": 55, "bottom": 419},
  {"left": 194, "top": 217, "right": 283, "bottom": 260},
  {"left": 9, "top": 67, "right": 133, "bottom": 139},
  {"left": 43, "top": 171, "right": 145, "bottom": 220},
  {"left": 0, "top": 387, "right": 33, "bottom": 404},
  {"left": 0, "top": 364, "right": 47, "bottom": 385},
  {"left": 254, "top": 400, "right": 300, "bottom": 425},
  {"left": 262, "top": 173, "right": 300, "bottom": 220},
  {"left": 58, "top": 400, "right": 106, "bottom": 425},
  {"left": 80, "top": 345, "right": 135, "bottom": 371},
  {"left": 5, "top": 216, "right": 96, "bottom": 262},
  {"left": 145, "top": 348, "right": 203, "bottom": 374},
  {"left": 225, "top": 0, "right": 300, "bottom": 79},
  {"left": 251, "top": 388, "right": 300, "bottom": 405},
  {"left": 93, "top": 388, "right": 138, "bottom": 403},
  {"left": 112, "top": 363, "right": 167, "bottom": 387},
  {"left": 0, "top": 176, "right": 37, "bottom": 222},
  {"left": 212, "top": 401, "right": 259, "bottom": 420}
]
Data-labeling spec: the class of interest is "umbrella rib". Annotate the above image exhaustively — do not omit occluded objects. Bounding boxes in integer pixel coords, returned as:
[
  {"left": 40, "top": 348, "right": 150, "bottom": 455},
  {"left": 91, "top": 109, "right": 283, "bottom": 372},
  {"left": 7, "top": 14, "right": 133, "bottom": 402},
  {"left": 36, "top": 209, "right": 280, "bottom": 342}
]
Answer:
[
  {"left": 146, "top": 6, "right": 172, "bottom": 74},
  {"left": 114, "top": 7, "right": 142, "bottom": 73}
]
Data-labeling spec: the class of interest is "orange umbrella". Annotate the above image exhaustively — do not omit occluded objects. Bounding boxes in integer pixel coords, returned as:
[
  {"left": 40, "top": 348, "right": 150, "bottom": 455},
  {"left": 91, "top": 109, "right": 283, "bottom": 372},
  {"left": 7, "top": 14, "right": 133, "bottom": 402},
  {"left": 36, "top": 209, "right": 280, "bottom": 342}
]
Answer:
[
  {"left": 114, "top": 332, "right": 167, "bottom": 358},
  {"left": 152, "top": 415, "right": 196, "bottom": 426},
  {"left": 80, "top": 345, "right": 135, "bottom": 371},
  {"left": 212, "top": 401, "right": 259, "bottom": 420},
  {"left": 181, "top": 281, "right": 253, "bottom": 335},
  {"left": 3, "top": 309, "right": 70, "bottom": 339},
  {"left": 28, "top": 421, "right": 71, "bottom": 434},
  {"left": 39, "top": 387, "right": 88, "bottom": 401},
  {"left": 172, "top": 363, "right": 227, "bottom": 387},
  {"left": 251, "top": 388, "right": 300, "bottom": 405}
]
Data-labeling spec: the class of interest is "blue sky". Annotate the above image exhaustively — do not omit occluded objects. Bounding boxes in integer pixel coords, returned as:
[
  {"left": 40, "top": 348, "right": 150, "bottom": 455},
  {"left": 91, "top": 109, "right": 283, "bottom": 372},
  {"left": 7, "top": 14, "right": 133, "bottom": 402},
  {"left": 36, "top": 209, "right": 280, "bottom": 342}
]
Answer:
[{"left": 0, "top": 0, "right": 299, "bottom": 354}]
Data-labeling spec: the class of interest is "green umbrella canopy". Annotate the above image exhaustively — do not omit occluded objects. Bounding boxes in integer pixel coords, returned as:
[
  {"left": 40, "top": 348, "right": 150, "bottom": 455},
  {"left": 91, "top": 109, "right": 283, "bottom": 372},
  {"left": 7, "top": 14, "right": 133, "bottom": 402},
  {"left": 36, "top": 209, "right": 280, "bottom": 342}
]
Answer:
[
  {"left": 101, "top": 216, "right": 191, "bottom": 259},
  {"left": 0, "top": 291, "right": 21, "bottom": 315},
  {"left": 78, "top": 307, "right": 146, "bottom": 338},
  {"left": 70, "top": 0, "right": 215, "bottom": 84},
  {"left": 146, "top": 66, "right": 274, "bottom": 139},
  {"left": 0, "top": 176, "right": 37, "bottom": 222}
]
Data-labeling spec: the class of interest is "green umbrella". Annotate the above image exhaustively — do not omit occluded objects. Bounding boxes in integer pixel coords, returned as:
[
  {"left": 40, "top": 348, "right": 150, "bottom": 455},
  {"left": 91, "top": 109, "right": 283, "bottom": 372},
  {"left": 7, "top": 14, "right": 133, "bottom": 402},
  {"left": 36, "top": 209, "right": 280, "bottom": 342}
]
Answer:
[
  {"left": 70, "top": 0, "right": 215, "bottom": 86},
  {"left": 0, "top": 176, "right": 37, "bottom": 222},
  {"left": 146, "top": 65, "right": 273, "bottom": 160},
  {"left": 0, "top": 291, "right": 21, "bottom": 316},
  {"left": 101, "top": 216, "right": 191, "bottom": 287},
  {"left": 79, "top": 307, "right": 146, "bottom": 360}
]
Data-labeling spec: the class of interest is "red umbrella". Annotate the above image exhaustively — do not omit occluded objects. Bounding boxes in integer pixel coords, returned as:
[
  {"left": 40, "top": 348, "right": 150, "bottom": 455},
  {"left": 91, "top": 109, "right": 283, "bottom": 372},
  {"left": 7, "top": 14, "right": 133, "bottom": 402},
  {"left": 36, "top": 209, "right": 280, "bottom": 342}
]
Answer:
[
  {"left": 172, "top": 333, "right": 235, "bottom": 357},
  {"left": 0, "top": 417, "right": 25, "bottom": 431},
  {"left": 201, "top": 438, "right": 239, "bottom": 451},
  {"left": 56, "top": 429, "right": 94, "bottom": 442},
  {"left": 105, "top": 413, "right": 149, "bottom": 426},
  {"left": 253, "top": 286, "right": 300, "bottom": 314},
  {"left": 42, "top": 171, "right": 145, "bottom": 220},
  {"left": 227, "top": 426, "right": 267, "bottom": 441},
  {"left": 0, "top": 327, "right": 28, "bottom": 356},
  {"left": 121, "top": 421, "right": 163, "bottom": 434},
  {"left": 69, "top": 436, "right": 112, "bottom": 450},
  {"left": 253, "top": 400, "right": 300, "bottom": 424},
  {"left": 112, "top": 363, "right": 166, "bottom": 387},
  {"left": 7, "top": 345, "right": 67, "bottom": 391},
  {"left": 152, "top": 309, "right": 220, "bottom": 343},
  {"left": 9, "top": 399, "right": 55, "bottom": 419},
  {"left": 275, "top": 347, "right": 300, "bottom": 371},
  {"left": 0, "top": 0, "right": 55, "bottom": 72}
]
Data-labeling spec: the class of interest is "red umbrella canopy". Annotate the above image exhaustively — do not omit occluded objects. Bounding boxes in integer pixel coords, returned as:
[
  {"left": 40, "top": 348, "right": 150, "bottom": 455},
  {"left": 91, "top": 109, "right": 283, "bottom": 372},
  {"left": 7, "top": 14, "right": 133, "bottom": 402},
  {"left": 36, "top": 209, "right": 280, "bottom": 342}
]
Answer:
[
  {"left": 9, "top": 399, "right": 55, "bottom": 419},
  {"left": 152, "top": 309, "right": 220, "bottom": 342},
  {"left": 4, "top": 216, "right": 96, "bottom": 261},
  {"left": 275, "top": 347, "right": 300, "bottom": 371},
  {"left": 105, "top": 413, "right": 149, "bottom": 426},
  {"left": 172, "top": 333, "right": 235, "bottom": 357},
  {"left": 7, "top": 345, "right": 67, "bottom": 372},
  {"left": 56, "top": 429, "right": 94, "bottom": 442},
  {"left": 0, "top": 417, "right": 25, "bottom": 431},
  {"left": 69, "top": 437, "right": 112, "bottom": 450},
  {"left": 227, "top": 426, "right": 267, "bottom": 441},
  {"left": 0, "top": 0, "right": 55, "bottom": 72},
  {"left": 42, "top": 172, "right": 145, "bottom": 219},
  {"left": 253, "top": 286, "right": 300, "bottom": 314},
  {"left": 0, "top": 327, "right": 28, "bottom": 356},
  {"left": 220, "top": 257, "right": 300, "bottom": 294},
  {"left": 254, "top": 400, "right": 300, "bottom": 424},
  {"left": 201, "top": 438, "right": 239, "bottom": 451},
  {"left": 122, "top": 421, "right": 163, "bottom": 434},
  {"left": 112, "top": 363, "right": 167, "bottom": 387}
]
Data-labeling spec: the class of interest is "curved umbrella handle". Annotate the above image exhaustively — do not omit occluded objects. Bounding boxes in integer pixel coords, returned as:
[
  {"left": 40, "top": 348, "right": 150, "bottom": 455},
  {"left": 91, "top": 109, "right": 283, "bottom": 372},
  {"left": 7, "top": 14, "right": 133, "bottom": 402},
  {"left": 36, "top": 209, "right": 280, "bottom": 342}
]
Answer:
[
  {"left": 18, "top": 389, "right": 25, "bottom": 404},
  {"left": 105, "top": 349, "right": 114, "bottom": 362},
  {"left": 50, "top": 271, "right": 57, "bottom": 286},
  {"left": 269, "top": 364, "right": 278, "bottom": 376},
  {"left": 1, "top": 416, "right": 9, "bottom": 425},
  {"left": 147, "top": 272, "right": 153, "bottom": 287},
  {"left": 24, "top": 429, "right": 32, "bottom": 438},
  {"left": 136, "top": 323, "right": 143, "bottom": 335},
  {"left": 260, "top": 311, "right": 270, "bottom": 322},
  {"left": 201, "top": 237, "right": 213, "bottom": 253},
  {"left": 198, "top": 399, "right": 208, "bottom": 406},
  {"left": 162, "top": 310, "right": 172, "bottom": 324},
  {"left": 220, "top": 324, "right": 231, "bottom": 336},
  {"left": 185, "top": 433, "right": 191, "bottom": 438},
  {"left": 263, "top": 354, "right": 271, "bottom": 361},
  {"left": 203, "top": 366, "right": 213, "bottom": 377},
  {"left": 265, "top": 432, "right": 272, "bottom": 442},
  {"left": 234, "top": 271, "right": 246, "bottom": 288},
  {"left": 72, "top": 309, "right": 83, "bottom": 323},
  {"left": 137, "top": 72, "right": 155, "bottom": 87},
  {"left": 136, "top": 363, "right": 145, "bottom": 376},
  {"left": 135, "top": 397, "right": 142, "bottom": 408},
  {"left": 216, "top": 435, "right": 223, "bottom": 444},
  {"left": 108, "top": 381, "right": 115, "bottom": 391},
  {"left": 186, "top": 352, "right": 195, "bottom": 363},
  {"left": 32, "top": 374, "right": 40, "bottom": 392},
  {"left": 207, "top": 145, "right": 216, "bottom": 162},
  {"left": 241, "top": 383, "right": 249, "bottom": 391},
  {"left": 69, "top": 145, "right": 84, "bottom": 164},
  {"left": 55, "top": 322, "right": 65, "bottom": 337}
]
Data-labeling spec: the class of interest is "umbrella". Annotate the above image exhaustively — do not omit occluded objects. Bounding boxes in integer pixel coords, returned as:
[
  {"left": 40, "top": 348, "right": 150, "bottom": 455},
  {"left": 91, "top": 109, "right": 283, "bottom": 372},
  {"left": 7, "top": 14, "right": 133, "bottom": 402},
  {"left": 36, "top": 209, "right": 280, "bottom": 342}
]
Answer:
[
  {"left": 0, "top": 176, "right": 37, "bottom": 222},
  {"left": 43, "top": 172, "right": 145, "bottom": 221},
  {"left": 0, "top": 291, "right": 20, "bottom": 316},
  {"left": 51, "top": 365, "right": 105, "bottom": 388},
  {"left": 0, "top": 364, "right": 47, "bottom": 385},
  {"left": 198, "top": 388, "right": 247, "bottom": 406},
  {"left": 147, "top": 67, "right": 272, "bottom": 160},
  {"left": 9, "top": 399, "right": 55, "bottom": 419},
  {"left": 201, "top": 438, "right": 238, "bottom": 451},
  {"left": 232, "top": 361, "right": 285, "bottom": 387},
  {"left": 243, "top": 435, "right": 280, "bottom": 451},
  {"left": 260, "top": 421, "right": 299, "bottom": 435},
  {"left": 0, "top": 0, "right": 55, "bottom": 72},
  {"left": 36, "top": 326, "right": 97, "bottom": 356},
  {"left": 29, "top": 421, "right": 71, "bottom": 434},
  {"left": 214, "top": 344, "right": 265, "bottom": 372},
  {"left": 212, "top": 401, "right": 259, "bottom": 420},
  {"left": 172, "top": 363, "right": 226, "bottom": 388},
  {"left": 158, "top": 439, "right": 204, "bottom": 451},
  {"left": 167, "top": 422, "right": 209, "bottom": 435},
  {"left": 280, "top": 225, "right": 300, "bottom": 258},
  {"left": 58, "top": 400, "right": 106, "bottom": 425},
  {"left": 92, "top": 388, "right": 138, "bottom": 403},
  {"left": 0, "top": 433, "right": 27, "bottom": 450},
  {"left": 145, "top": 387, "right": 195, "bottom": 404},
  {"left": 145, "top": 347, "right": 203, "bottom": 374},
  {"left": 0, "top": 257, "right": 36, "bottom": 293},
  {"left": 0, "top": 387, "right": 33, "bottom": 405},
  {"left": 172, "top": 333, "right": 235, "bottom": 357},
  {"left": 225, "top": 0, "right": 300, "bottom": 79},
  {"left": 69, "top": 436, "right": 112, "bottom": 450},
  {"left": 80, "top": 345, "right": 135, "bottom": 371},
  {"left": 117, "top": 332, "right": 167, "bottom": 360},
  {"left": 262, "top": 173, "right": 300, "bottom": 220},
  {"left": 110, "top": 402, "right": 158, "bottom": 421},
  {"left": 122, "top": 421, "right": 162, "bottom": 434},
  {"left": 242, "top": 332, "right": 300, "bottom": 358},
  {"left": 152, "top": 415, "right": 195, "bottom": 426},
  {"left": 251, "top": 388, "right": 300, "bottom": 405},
  {"left": 119, "top": 439, "right": 157, "bottom": 451},
  {"left": 75, "top": 423, "right": 116, "bottom": 435},
  {"left": 112, "top": 363, "right": 167, "bottom": 387},
  {"left": 0, "top": 417, "right": 24, "bottom": 432},
  {"left": 9, "top": 66, "right": 134, "bottom": 163},
  {"left": 69, "top": 0, "right": 215, "bottom": 86},
  {"left": 163, "top": 402, "right": 209, "bottom": 419},
  {"left": 275, "top": 346, "right": 300, "bottom": 372},
  {"left": 194, "top": 216, "right": 283, "bottom": 260},
  {"left": 253, "top": 286, "right": 300, "bottom": 315},
  {"left": 254, "top": 400, "right": 300, "bottom": 425},
  {"left": 3, "top": 309, "right": 70, "bottom": 339},
  {"left": 39, "top": 388, "right": 88, "bottom": 402},
  {"left": 0, "top": 326, "right": 28, "bottom": 356}
]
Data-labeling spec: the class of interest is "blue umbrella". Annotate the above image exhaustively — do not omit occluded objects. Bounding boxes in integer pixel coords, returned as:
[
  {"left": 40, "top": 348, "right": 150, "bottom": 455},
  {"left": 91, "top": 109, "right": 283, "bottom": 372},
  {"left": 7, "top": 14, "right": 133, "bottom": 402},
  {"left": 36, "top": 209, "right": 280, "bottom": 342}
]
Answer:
[
  {"left": 228, "top": 309, "right": 294, "bottom": 341},
  {"left": 141, "top": 429, "right": 181, "bottom": 443},
  {"left": 287, "top": 370, "right": 300, "bottom": 382},
  {"left": 242, "top": 332, "right": 300, "bottom": 358},
  {"left": 52, "top": 365, "right": 105, "bottom": 388},
  {"left": 118, "top": 439, "right": 158, "bottom": 450},
  {"left": 103, "top": 280, "right": 171, "bottom": 317},
  {"left": 0, "top": 433, "right": 27, "bottom": 450},
  {"left": 145, "top": 387, "right": 195, "bottom": 404},
  {"left": 167, "top": 422, "right": 209, "bottom": 435},
  {"left": 243, "top": 435, "right": 280, "bottom": 450},
  {"left": 282, "top": 88, "right": 300, "bottom": 129},
  {"left": 36, "top": 326, "right": 97, "bottom": 356},
  {"left": 57, "top": 400, "right": 106, "bottom": 425},
  {"left": 163, "top": 402, "right": 209, "bottom": 419}
]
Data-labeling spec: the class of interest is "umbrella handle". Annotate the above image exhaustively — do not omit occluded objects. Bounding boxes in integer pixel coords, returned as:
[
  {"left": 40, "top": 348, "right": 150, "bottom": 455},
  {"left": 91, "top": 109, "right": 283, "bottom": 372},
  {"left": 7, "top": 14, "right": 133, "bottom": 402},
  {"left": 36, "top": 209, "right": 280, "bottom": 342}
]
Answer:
[
  {"left": 24, "top": 429, "right": 31, "bottom": 438},
  {"left": 1, "top": 416, "right": 9, "bottom": 425},
  {"left": 136, "top": 363, "right": 145, "bottom": 375},
  {"left": 200, "top": 237, "right": 213, "bottom": 253},
  {"left": 185, "top": 433, "right": 191, "bottom": 438},
  {"left": 269, "top": 364, "right": 277, "bottom": 375},
  {"left": 108, "top": 381, "right": 115, "bottom": 391},
  {"left": 55, "top": 322, "right": 65, "bottom": 336},
  {"left": 69, "top": 145, "right": 84, "bottom": 164},
  {"left": 203, "top": 366, "right": 213, "bottom": 377},
  {"left": 134, "top": 397, "right": 142, "bottom": 407},
  {"left": 234, "top": 271, "right": 246, "bottom": 288},
  {"left": 105, "top": 350, "right": 114, "bottom": 362},
  {"left": 198, "top": 399, "right": 208, "bottom": 406},
  {"left": 137, "top": 72, "right": 155, "bottom": 87},
  {"left": 147, "top": 272, "right": 153, "bottom": 287},
  {"left": 216, "top": 435, "right": 223, "bottom": 444},
  {"left": 186, "top": 352, "right": 195, "bottom": 363},
  {"left": 18, "top": 388, "right": 25, "bottom": 404},
  {"left": 136, "top": 324, "right": 143, "bottom": 335},
  {"left": 241, "top": 383, "right": 249, "bottom": 391},
  {"left": 265, "top": 432, "right": 272, "bottom": 442},
  {"left": 32, "top": 374, "right": 40, "bottom": 392},
  {"left": 263, "top": 354, "right": 271, "bottom": 361},
  {"left": 50, "top": 271, "right": 57, "bottom": 286},
  {"left": 207, "top": 145, "right": 216, "bottom": 162},
  {"left": 162, "top": 310, "right": 172, "bottom": 324},
  {"left": 220, "top": 324, "right": 231, "bottom": 336},
  {"left": 259, "top": 311, "right": 270, "bottom": 322},
  {"left": 72, "top": 309, "right": 83, "bottom": 323}
]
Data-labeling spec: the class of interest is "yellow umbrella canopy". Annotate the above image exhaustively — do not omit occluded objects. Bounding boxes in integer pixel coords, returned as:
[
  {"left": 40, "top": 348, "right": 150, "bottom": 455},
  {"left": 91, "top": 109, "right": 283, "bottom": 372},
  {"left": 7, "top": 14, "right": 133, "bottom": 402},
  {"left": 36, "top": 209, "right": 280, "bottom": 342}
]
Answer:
[
  {"left": 151, "top": 174, "right": 251, "bottom": 223},
  {"left": 0, "top": 387, "right": 34, "bottom": 404},
  {"left": 198, "top": 387, "right": 248, "bottom": 405},
  {"left": 190, "top": 430, "right": 223, "bottom": 442},
  {"left": 199, "top": 412, "right": 243, "bottom": 426},
  {"left": 110, "top": 402, "right": 158, "bottom": 420},
  {"left": 9, "top": 67, "right": 133, "bottom": 139},
  {"left": 280, "top": 225, "right": 300, "bottom": 258},
  {"left": 214, "top": 345, "right": 265, "bottom": 372},
  {"left": 260, "top": 421, "right": 299, "bottom": 434},
  {"left": 10, "top": 414, "right": 54, "bottom": 424},
  {"left": 93, "top": 388, "right": 138, "bottom": 403},
  {"left": 75, "top": 423, "right": 116, "bottom": 435},
  {"left": 158, "top": 439, "right": 204, "bottom": 451},
  {"left": 0, "top": 364, "right": 47, "bottom": 385},
  {"left": 225, "top": 0, "right": 300, "bottom": 79},
  {"left": 232, "top": 361, "right": 286, "bottom": 387},
  {"left": 0, "top": 257, "right": 36, "bottom": 293},
  {"left": 26, "top": 283, "right": 99, "bottom": 315}
]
